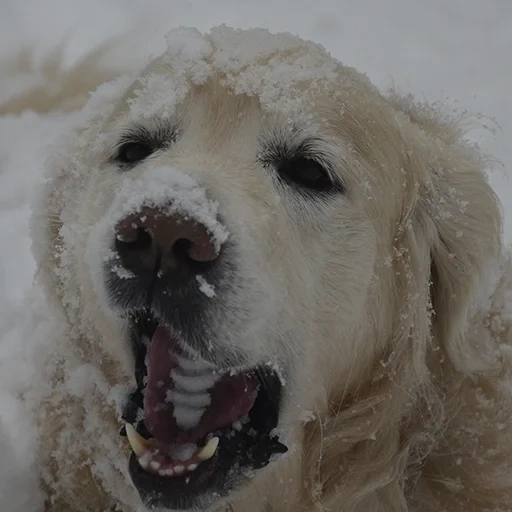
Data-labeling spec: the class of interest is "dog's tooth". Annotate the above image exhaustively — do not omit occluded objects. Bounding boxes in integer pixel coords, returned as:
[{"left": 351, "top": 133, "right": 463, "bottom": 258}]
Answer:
[
  {"left": 138, "top": 455, "right": 150, "bottom": 470},
  {"left": 187, "top": 463, "right": 198, "bottom": 472},
  {"left": 197, "top": 436, "right": 219, "bottom": 461},
  {"left": 150, "top": 461, "right": 161, "bottom": 472},
  {"left": 125, "top": 423, "right": 150, "bottom": 457},
  {"left": 174, "top": 465, "right": 185, "bottom": 475}
]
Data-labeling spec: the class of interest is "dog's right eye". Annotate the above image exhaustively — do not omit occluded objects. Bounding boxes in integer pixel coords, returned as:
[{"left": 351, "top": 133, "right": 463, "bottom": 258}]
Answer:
[{"left": 116, "top": 142, "right": 154, "bottom": 164}]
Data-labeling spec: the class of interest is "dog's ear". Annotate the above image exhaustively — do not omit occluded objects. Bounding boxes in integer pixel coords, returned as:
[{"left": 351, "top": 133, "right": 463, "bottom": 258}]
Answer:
[
  {"left": 393, "top": 96, "right": 502, "bottom": 373},
  {"left": 423, "top": 161, "right": 500, "bottom": 372}
]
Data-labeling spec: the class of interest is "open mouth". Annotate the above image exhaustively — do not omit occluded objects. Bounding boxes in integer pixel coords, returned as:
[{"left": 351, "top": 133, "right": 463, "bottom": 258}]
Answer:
[{"left": 121, "top": 310, "right": 287, "bottom": 510}]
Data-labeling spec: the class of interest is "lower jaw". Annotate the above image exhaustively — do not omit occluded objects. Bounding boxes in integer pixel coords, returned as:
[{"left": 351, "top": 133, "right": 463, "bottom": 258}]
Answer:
[
  {"left": 125, "top": 377, "right": 288, "bottom": 510},
  {"left": 128, "top": 426, "right": 288, "bottom": 511}
]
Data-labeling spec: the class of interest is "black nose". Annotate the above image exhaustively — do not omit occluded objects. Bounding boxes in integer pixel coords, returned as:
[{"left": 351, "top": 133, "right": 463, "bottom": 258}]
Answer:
[{"left": 114, "top": 206, "right": 219, "bottom": 281}]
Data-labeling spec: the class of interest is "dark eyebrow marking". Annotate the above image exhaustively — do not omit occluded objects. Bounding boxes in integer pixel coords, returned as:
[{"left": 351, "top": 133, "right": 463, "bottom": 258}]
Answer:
[
  {"left": 258, "top": 135, "right": 322, "bottom": 163},
  {"left": 110, "top": 121, "right": 182, "bottom": 162}
]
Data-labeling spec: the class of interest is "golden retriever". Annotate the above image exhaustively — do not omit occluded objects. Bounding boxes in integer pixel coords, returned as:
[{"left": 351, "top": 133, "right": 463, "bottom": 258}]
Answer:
[{"left": 8, "top": 26, "right": 512, "bottom": 511}]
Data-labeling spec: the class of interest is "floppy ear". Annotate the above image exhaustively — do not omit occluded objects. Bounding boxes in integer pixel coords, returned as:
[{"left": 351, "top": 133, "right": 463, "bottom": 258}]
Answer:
[{"left": 394, "top": 96, "right": 502, "bottom": 374}]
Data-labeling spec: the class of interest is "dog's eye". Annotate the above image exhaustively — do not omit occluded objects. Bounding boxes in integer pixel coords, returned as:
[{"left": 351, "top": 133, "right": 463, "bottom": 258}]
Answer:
[
  {"left": 116, "top": 142, "right": 154, "bottom": 164},
  {"left": 276, "top": 157, "right": 334, "bottom": 192}
]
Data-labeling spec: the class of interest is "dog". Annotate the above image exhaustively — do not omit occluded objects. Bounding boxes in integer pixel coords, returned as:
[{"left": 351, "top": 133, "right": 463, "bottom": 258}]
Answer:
[{"left": 12, "top": 26, "right": 512, "bottom": 511}]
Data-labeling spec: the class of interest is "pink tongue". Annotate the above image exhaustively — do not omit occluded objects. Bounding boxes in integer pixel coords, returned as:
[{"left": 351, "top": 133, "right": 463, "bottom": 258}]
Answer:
[{"left": 144, "top": 327, "right": 259, "bottom": 443}]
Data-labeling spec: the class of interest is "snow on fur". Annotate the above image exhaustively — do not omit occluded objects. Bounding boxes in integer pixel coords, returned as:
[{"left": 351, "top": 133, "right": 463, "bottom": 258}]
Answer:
[{"left": 105, "top": 165, "right": 229, "bottom": 250}]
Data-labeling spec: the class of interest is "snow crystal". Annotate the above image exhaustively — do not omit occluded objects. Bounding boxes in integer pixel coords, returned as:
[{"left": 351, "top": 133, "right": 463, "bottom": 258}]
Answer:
[
  {"left": 196, "top": 274, "right": 216, "bottom": 298},
  {"left": 265, "top": 360, "right": 287, "bottom": 387},
  {"left": 111, "top": 264, "right": 135, "bottom": 280},
  {"left": 299, "top": 410, "right": 316, "bottom": 424}
]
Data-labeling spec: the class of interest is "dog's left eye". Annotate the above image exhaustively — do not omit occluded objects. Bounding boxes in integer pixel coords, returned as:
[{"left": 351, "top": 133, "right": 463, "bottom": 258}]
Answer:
[
  {"left": 276, "top": 157, "right": 334, "bottom": 193},
  {"left": 116, "top": 142, "right": 154, "bottom": 164}
]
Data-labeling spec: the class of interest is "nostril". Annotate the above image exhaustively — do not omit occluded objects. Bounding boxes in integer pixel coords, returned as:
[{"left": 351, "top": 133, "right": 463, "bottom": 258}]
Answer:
[
  {"left": 116, "top": 227, "right": 153, "bottom": 253},
  {"left": 172, "top": 238, "right": 216, "bottom": 273}
]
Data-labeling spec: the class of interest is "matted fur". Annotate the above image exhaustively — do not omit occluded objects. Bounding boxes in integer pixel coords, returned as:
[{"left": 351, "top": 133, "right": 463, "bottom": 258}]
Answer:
[{"left": 11, "top": 27, "right": 512, "bottom": 511}]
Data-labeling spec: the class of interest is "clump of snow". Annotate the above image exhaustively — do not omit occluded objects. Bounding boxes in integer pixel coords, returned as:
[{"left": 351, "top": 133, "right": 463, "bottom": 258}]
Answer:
[
  {"left": 265, "top": 360, "right": 286, "bottom": 387},
  {"left": 299, "top": 410, "right": 316, "bottom": 424},
  {"left": 129, "top": 25, "right": 354, "bottom": 126},
  {"left": 128, "top": 72, "right": 182, "bottom": 121},
  {"left": 164, "top": 27, "right": 214, "bottom": 84},
  {"left": 111, "top": 264, "right": 135, "bottom": 280},
  {"left": 196, "top": 275, "right": 216, "bottom": 297},
  {"left": 128, "top": 28, "right": 213, "bottom": 122},
  {"left": 209, "top": 25, "right": 344, "bottom": 118}
]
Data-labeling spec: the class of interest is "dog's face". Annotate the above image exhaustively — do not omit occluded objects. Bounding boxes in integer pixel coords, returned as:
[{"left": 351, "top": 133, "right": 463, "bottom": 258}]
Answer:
[{"left": 36, "top": 27, "right": 500, "bottom": 511}]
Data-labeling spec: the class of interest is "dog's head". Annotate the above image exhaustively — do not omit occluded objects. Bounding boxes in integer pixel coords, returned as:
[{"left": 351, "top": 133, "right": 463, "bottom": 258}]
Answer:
[{"left": 34, "top": 27, "right": 501, "bottom": 511}]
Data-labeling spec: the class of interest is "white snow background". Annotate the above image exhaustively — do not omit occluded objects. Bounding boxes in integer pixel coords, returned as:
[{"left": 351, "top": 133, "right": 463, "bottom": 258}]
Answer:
[{"left": 0, "top": 1, "right": 510, "bottom": 510}]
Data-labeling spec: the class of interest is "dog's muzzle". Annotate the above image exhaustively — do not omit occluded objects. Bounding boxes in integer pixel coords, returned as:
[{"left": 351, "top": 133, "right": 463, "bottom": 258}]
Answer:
[{"left": 103, "top": 205, "right": 287, "bottom": 510}]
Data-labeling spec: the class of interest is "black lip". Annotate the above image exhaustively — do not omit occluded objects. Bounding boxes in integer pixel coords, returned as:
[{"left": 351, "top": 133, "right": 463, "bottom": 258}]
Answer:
[{"left": 122, "top": 317, "right": 288, "bottom": 511}]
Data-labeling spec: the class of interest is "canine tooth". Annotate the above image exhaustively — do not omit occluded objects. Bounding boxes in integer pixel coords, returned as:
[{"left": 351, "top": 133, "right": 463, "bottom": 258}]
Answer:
[
  {"left": 126, "top": 424, "right": 150, "bottom": 457},
  {"left": 188, "top": 464, "right": 198, "bottom": 471},
  {"left": 174, "top": 465, "right": 185, "bottom": 475},
  {"left": 197, "top": 436, "right": 219, "bottom": 461}
]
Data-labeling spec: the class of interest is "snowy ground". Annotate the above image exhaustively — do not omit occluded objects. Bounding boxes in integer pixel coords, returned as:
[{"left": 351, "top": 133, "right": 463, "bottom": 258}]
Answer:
[{"left": 0, "top": 1, "right": 510, "bottom": 510}]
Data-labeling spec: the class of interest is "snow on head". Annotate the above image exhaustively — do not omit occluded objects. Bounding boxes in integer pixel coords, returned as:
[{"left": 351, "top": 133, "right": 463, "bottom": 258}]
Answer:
[
  {"left": 127, "top": 73, "right": 183, "bottom": 121},
  {"left": 164, "top": 27, "right": 214, "bottom": 83},
  {"left": 208, "top": 26, "right": 343, "bottom": 118},
  {"left": 128, "top": 28, "right": 213, "bottom": 122},
  {"left": 128, "top": 26, "right": 347, "bottom": 125}
]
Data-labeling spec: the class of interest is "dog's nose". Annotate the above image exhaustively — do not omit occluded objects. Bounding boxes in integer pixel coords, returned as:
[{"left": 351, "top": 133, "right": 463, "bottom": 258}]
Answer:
[{"left": 114, "top": 207, "right": 219, "bottom": 277}]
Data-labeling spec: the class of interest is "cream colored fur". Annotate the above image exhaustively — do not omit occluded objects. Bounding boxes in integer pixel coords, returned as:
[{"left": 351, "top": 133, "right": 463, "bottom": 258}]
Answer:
[{"left": 8, "top": 28, "right": 512, "bottom": 512}]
